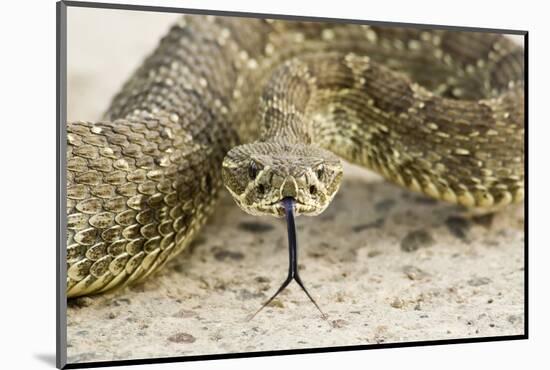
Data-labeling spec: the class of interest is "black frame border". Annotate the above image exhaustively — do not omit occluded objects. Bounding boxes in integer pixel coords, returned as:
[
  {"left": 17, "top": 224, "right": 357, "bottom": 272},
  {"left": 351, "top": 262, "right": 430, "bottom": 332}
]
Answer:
[{"left": 56, "top": 1, "right": 529, "bottom": 369}]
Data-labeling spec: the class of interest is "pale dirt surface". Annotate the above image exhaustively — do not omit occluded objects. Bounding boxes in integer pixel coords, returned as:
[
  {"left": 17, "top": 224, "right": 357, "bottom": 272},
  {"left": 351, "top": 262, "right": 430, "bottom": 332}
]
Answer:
[{"left": 66, "top": 8, "right": 525, "bottom": 364}]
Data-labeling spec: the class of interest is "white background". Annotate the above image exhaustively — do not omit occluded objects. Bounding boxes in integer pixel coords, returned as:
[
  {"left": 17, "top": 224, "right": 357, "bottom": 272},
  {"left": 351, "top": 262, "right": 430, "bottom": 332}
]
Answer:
[{"left": 1, "top": 0, "right": 546, "bottom": 369}]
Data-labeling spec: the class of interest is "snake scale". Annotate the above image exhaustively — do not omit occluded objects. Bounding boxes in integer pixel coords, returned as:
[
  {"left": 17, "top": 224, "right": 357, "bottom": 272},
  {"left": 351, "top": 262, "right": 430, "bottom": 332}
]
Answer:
[{"left": 66, "top": 15, "right": 524, "bottom": 297}]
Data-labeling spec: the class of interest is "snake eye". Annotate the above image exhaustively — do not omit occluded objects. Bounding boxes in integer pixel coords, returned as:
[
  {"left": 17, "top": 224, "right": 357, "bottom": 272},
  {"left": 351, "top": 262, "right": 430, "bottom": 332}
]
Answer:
[
  {"left": 248, "top": 161, "right": 259, "bottom": 179},
  {"left": 309, "top": 185, "right": 317, "bottom": 195},
  {"left": 316, "top": 165, "right": 324, "bottom": 180}
]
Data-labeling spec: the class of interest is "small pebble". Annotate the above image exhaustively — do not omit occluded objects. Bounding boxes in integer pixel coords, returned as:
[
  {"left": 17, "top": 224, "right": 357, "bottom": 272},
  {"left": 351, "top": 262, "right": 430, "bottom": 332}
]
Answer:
[
  {"left": 472, "top": 213, "right": 495, "bottom": 228},
  {"left": 374, "top": 199, "right": 396, "bottom": 212},
  {"left": 368, "top": 250, "right": 382, "bottom": 258},
  {"left": 238, "top": 222, "right": 274, "bottom": 233},
  {"left": 71, "top": 297, "right": 94, "bottom": 308},
  {"left": 390, "top": 297, "right": 404, "bottom": 308},
  {"left": 331, "top": 319, "right": 349, "bottom": 328},
  {"left": 213, "top": 248, "right": 244, "bottom": 261},
  {"left": 445, "top": 216, "right": 471, "bottom": 240},
  {"left": 468, "top": 277, "right": 492, "bottom": 287},
  {"left": 267, "top": 299, "right": 284, "bottom": 308},
  {"left": 167, "top": 332, "right": 196, "bottom": 344},
  {"left": 238, "top": 289, "right": 264, "bottom": 300},
  {"left": 403, "top": 265, "right": 430, "bottom": 280},
  {"left": 400, "top": 229, "right": 435, "bottom": 252},
  {"left": 254, "top": 276, "right": 270, "bottom": 283},
  {"left": 171, "top": 309, "right": 197, "bottom": 318},
  {"left": 352, "top": 218, "right": 385, "bottom": 232},
  {"left": 112, "top": 298, "right": 131, "bottom": 306}
]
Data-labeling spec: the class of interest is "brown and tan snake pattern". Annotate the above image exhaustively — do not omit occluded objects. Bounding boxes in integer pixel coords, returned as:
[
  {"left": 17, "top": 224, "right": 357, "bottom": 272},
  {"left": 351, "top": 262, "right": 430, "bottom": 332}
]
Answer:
[{"left": 66, "top": 15, "right": 524, "bottom": 297}]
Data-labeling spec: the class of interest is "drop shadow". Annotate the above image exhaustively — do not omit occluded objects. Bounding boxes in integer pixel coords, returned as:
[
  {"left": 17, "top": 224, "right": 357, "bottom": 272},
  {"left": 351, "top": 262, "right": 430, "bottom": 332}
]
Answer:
[{"left": 33, "top": 353, "right": 56, "bottom": 367}]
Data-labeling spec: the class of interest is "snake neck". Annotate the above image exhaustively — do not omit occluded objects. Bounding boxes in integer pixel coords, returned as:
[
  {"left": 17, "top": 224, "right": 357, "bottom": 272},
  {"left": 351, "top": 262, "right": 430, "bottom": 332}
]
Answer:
[{"left": 256, "top": 59, "right": 317, "bottom": 146}]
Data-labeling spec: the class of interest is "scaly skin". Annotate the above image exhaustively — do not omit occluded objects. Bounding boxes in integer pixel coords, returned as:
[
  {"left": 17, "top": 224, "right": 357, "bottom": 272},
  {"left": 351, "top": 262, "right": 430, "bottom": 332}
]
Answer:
[{"left": 67, "top": 15, "right": 524, "bottom": 297}]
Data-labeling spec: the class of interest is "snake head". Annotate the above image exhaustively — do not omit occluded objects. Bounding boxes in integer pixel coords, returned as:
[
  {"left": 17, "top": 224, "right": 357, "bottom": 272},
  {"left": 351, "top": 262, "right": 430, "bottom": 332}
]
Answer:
[{"left": 222, "top": 141, "right": 343, "bottom": 217}]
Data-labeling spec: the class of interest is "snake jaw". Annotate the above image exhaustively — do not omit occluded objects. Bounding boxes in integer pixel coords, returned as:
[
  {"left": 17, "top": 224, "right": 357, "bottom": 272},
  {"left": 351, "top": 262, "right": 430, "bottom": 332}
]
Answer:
[{"left": 267, "top": 199, "right": 313, "bottom": 217}]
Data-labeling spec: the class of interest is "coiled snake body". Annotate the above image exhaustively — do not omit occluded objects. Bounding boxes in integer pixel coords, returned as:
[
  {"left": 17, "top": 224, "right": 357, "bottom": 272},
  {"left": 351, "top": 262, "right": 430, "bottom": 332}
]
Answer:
[{"left": 67, "top": 15, "right": 524, "bottom": 297}]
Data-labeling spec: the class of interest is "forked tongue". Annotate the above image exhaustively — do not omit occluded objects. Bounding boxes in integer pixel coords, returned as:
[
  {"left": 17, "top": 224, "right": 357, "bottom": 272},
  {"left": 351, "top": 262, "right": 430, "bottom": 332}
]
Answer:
[{"left": 248, "top": 197, "right": 327, "bottom": 321}]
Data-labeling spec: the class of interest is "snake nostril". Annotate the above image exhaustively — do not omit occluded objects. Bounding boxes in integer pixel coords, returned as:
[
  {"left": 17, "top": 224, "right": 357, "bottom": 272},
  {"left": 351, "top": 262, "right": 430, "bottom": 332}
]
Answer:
[
  {"left": 309, "top": 185, "right": 317, "bottom": 195},
  {"left": 257, "top": 184, "right": 265, "bottom": 194}
]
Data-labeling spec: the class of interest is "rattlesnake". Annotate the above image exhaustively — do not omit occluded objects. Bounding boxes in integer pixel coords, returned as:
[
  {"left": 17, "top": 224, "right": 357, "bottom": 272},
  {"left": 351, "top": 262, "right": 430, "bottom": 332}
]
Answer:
[{"left": 66, "top": 15, "right": 524, "bottom": 298}]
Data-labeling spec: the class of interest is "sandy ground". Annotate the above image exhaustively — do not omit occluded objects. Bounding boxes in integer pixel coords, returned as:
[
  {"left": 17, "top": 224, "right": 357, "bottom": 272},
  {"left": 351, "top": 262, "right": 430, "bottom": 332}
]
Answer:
[{"left": 66, "top": 8, "right": 525, "bottom": 364}]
